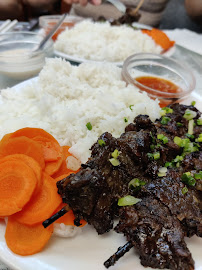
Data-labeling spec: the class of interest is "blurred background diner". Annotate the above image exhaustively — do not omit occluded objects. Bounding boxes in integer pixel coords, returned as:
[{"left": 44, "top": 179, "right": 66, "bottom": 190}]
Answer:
[{"left": 0, "top": 0, "right": 201, "bottom": 32}]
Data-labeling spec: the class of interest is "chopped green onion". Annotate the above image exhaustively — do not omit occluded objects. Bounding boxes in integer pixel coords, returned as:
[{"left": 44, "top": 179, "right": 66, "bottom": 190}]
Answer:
[
  {"left": 197, "top": 118, "right": 202, "bottom": 126},
  {"left": 109, "top": 158, "right": 120, "bottom": 166},
  {"left": 173, "top": 155, "right": 183, "bottom": 163},
  {"left": 165, "top": 162, "right": 173, "bottom": 168},
  {"left": 161, "top": 116, "right": 171, "bottom": 125},
  {"left": 188, "top": 119, "right": 194, "bottom": 135},
  {"left": 129, "top": 105, "right": 134, "bottom": 111},
  {"left": 185, "top": 133, "right": 194, "bottom": 140},
  {"left": 158, "top": 167, "right": 167, "bottom": 177},
  {"left": 156, "top": 143, "right": 161, "bottom": 148},
  {"left": 111, "top": 149, "right": 120, "bottom": 159},
  {"left": 147, "top": 153, "right": 153, "bottom": 160},
  {"left": 124, "top": 117, "right": 128, "bottom": 123},
  {"left": 194, "top": 171, "right": 202, "bottom": 180},
  {"left": 183, "top": 142, "right": 199, "bottom": 153},
  {"left": 181, "top": 172, "right": 196, "bottom": 186},
  {"left": 118, "top": 195, "right": 142, "bottom": 206},
  {"left": 174, "top": 136, "right": 182, "bottom": 146},
  {"left": 191, "top": 101, "right": 196, "bottom": 106},
  {"left": 98, "top": 139, "right": 106, "bottom": 146},
  {"left": 160, "top": 107, "right": 173, "bottom": 116},
  {"left": 195, "top": 134, "right": 202, "bottom": 142},
  {"left": 177, "top": 122, "right": 183, "bottom": 127},
  {"left": 86, "top": 122, "right": 92, "bottom": 130},
  {"left": 153, "top": 152, "right": 160, "bottom": 160},
  {"left": 128, "top": 178, "right": 146, "bottom": 188},
  {"left": 182, "top": 186, "right": 188, "bottom": 195},
  {"left": 157, "top": 134, "right": 168, "bottom": 144},
  {"left": 183, "top": 109, "right": 197, "bottom": 120}
]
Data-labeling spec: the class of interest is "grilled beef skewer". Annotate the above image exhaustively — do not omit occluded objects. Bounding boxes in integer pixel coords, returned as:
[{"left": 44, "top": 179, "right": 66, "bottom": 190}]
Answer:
[{"left": 56, "top": 104, "right": 202, "bottom": 269}]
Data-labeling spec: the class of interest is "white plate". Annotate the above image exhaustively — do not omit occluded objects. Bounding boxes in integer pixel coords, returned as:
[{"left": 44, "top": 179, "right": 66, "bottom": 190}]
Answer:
[
  {"left": 54, "top": 47, "right": 175, "bottom": 66},
  {"left": 54, "top": 22, "right": 175, "bottom": 65},
  {"left": 0, "top": 79, "right": 201, "bottom": 270}
]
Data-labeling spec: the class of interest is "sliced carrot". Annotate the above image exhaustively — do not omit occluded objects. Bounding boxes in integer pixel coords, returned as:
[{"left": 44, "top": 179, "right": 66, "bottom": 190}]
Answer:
[
  {"left": 0, "top": 160, "right": 37, "bottom": 216},
  {"left": 14, "top": 172, "right": 62, "bottom": 225},
  {"left": 5, "top": 216, "right": 53, "bottom": 256},
  {"left": 54, "top": 203, "right": 87, "bottom": 227},
  {"left": 142, "top": 28, "right": 175, "bottom": 51},
  {"left": 11, "top": 127, "right": 57, "bottom": 141},
  {"left": 54, "top": 173, "right": 74, "bottom": 184},
  {"left": 52, "top": 146, "right": 75, "bottom": 178},
  {"left": 44, "top": 156, "right": 63, "bottom": 176},
  {"left": 0, "top": 136, "right": 45, "bottom": 169},
  {"left": 0, "top": 154, "right": 42, "bottom": 195},
  {"left": 33, "top": 136, "right": 62, "bottom": 162}
]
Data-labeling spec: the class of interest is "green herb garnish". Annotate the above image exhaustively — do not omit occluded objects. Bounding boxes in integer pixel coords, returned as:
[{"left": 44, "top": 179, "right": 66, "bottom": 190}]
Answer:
[
  {"left": 129, "top": 105, "right": 134, "bottom": 111},
  {"left": 181, "top": 172, "right": 196, "bottom": 186},
  {"left": 124, "top": 117, "right": 128, "bottom": 123},
  {"left": 182, "top": 186, "right": 188, "bottom": 195},
  {"left": 118, "top": 195, "right": 142, "bottom": 206},
  {"left": 191, "top": 101, "right": 196, "bottom": 106},
  {"left": 109, "top": 158, "right": 120, "bottom": 166},
  {"left": 161, "top": 116, "right": 171, "bottom": 125},
  {"left": 183, "top": 109, "right": 197, "bottom": 120},
  {"left": 111, "top": 149, "right": 120, "bottom": 159},
  {"left": 86, "top": 122, "right": 92, "bottom": 130},
  {"left": 157, "top": 134, "right": 169, "bottom": 144},
  {"left": 98, "top": 139, "right": 106, "bottom": 146}
]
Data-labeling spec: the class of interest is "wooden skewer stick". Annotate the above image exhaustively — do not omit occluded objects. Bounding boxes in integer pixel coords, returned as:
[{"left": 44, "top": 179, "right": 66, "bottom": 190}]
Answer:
[
  {"left": 104, "top": 241, "right": 133, "bottom": 268},
  {"left": 130, "top": 0, "right": 145, "bottom": 16},
  {"left": 42, "top": 205, "right": 70, "bottom": 228}
]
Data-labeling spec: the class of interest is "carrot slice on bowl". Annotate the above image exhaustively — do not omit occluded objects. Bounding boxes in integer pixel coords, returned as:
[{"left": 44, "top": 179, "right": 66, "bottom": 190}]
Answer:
[
  {"left": 14, "top": 172, "right": 62, "bottom": 225},
  {"left": 0, "top": 136, "right": 45, "bottom": 169},
  {"left": 0, "top": 160, "right": 37, "bottom": 216},
  {"left": 142, "top": 28, "right": 175, "bottom": 51},
  {"left": 33, "top": 136, "right": 62, "bottom": 162},
  {"left": 0, "top": 154, "right": 42, "bottom": 195},
  {"left": 5, "top": 216, "right": 53, "bottom": 256}
]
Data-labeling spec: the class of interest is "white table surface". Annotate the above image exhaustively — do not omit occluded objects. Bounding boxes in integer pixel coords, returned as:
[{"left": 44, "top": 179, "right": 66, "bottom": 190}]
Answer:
[{"left": 0, "top": 28, "right": 202, "bottom": 270}]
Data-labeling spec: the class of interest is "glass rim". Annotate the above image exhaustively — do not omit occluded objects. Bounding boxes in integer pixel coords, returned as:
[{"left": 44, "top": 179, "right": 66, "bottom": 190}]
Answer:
[{"left": 122, "top": 53, "right": 196, "bottom": 99}]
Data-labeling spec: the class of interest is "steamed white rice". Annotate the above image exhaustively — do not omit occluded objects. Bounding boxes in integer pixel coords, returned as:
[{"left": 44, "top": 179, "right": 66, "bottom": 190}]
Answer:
[
  {"left": 54, "top": 20, "right": 162, "bottom": 63},
  {"left": 0, "top": 58, "right": 160, "bottom": 163}
]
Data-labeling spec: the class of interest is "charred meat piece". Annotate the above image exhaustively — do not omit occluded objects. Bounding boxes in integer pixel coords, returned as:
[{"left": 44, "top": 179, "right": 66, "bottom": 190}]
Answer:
[
  {"left": 56, "top": 103, "right": 202, "bottom": 269},
  {"left": 115, "top": 197, "right": 194, "bottom": 270},
  {"left": 58, "top": 131, "right": 152, "bottom": 234},
  {"left": 141, "top": 172, "right": 202, "bottom": 237}
]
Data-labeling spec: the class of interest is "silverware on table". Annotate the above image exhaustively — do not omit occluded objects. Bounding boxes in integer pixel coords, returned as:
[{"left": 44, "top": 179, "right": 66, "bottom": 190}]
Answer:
[{"left": 0, "top": 19, "right": 18, "bottom": 33}]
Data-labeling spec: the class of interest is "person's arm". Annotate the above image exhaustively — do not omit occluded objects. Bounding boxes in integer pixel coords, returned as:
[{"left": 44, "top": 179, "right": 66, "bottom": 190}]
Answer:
[
  {"left": 185, "top": 0, "right": 202, "bottom": 18},
  {"left": 0, "top": 0, "right": 23, "bottom": 20}
]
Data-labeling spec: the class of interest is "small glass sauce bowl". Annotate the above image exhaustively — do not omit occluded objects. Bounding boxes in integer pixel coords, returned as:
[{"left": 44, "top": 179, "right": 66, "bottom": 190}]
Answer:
[
  {"left": 39, "top": 15, "right": 83, "bottom": 41},
  {"left": 122, "top": 53, "right": 196, "bottom": 107},
  {"left": 0, "top": 32, "right": 53, "bottom": 80}
]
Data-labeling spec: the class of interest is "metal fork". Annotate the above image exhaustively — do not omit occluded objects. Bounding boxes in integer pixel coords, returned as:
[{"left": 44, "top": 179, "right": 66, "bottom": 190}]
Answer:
[{"left": 104, "top": 0, "right": 126, "bottom": 14}]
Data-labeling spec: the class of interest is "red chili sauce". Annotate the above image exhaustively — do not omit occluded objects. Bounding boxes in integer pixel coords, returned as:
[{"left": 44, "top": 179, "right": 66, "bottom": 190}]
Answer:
[
  {"left": 46, "top": 22, "right": 75, "bottom": 41},
  {"left": 135, "top": 76, "right": 182, "bottom": 107}
]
